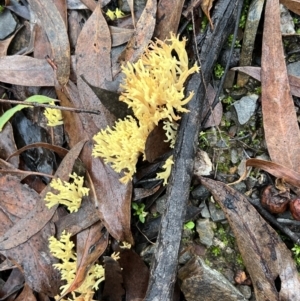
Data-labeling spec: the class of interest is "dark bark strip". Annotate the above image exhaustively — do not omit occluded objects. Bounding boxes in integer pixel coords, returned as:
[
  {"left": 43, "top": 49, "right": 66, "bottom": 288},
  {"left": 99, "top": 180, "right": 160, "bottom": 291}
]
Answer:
[{"left": 144, "top": 1, "right": 240, "bottom": 300}]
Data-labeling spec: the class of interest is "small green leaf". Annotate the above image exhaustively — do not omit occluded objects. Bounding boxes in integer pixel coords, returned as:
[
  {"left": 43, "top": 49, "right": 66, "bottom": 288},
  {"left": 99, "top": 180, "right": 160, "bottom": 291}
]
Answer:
[
  {"left": 184, "top": 221, "right": 195, "bottom": 230},
  {"left": 0, "top": 95, "right": 56, "bottom": 132}
]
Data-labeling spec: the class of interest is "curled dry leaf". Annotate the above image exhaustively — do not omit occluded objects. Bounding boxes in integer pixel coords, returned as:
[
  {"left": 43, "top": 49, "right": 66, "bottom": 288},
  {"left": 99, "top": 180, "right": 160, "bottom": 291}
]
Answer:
[
  {"left": 261, "top": 185, "right": 289, "bottom": 214},
  {"left": 200, "top": 0, "right": 216, "bottom": 29},
  {"left": 246, "top": 158, "right": 300, "bottom": 189}
]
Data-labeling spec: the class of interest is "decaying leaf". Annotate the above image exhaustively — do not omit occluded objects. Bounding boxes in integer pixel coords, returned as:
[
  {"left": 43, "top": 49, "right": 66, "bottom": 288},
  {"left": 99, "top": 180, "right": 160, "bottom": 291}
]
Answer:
[
  {"left": 80, "top": 142, "right": 134, "bottom": 244},
  {"left": 154, "top": 0, "right": 185, "bottom": 40},
  {"left": 76, "top": 3, "right": 114, "bottom": 130},
  {"left": 200, "top": 177, "right": 300, "bottom": 301},
  {"left": 118, "top": 0, "right": 157, "bottom": 63},
  {"left": 0, "top": 56, "right": 54, "bottom": 86},
  {"left": 0, "top": 175, "right": 61, "bottom": 296},
  {"left": 27, "top": 0, "right": 70, "bottom": 85},
  {"left": 280, "top": 0, "right": 300, "bottom": 15},
  {"left": 200, "top": 0, "right": 215, "bottom": 29},
  {"left": 261, "top": 0, "right": 300, "bottom": 172},
  {"left": 110, "top": 26, "right": 134, "bottom": 47}
]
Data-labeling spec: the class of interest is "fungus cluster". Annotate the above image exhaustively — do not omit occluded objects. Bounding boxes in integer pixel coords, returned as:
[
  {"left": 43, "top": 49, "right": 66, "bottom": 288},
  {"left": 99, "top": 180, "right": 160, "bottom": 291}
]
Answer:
[{"left": 92, "top": 33, "right": 199, "bottom": 183}]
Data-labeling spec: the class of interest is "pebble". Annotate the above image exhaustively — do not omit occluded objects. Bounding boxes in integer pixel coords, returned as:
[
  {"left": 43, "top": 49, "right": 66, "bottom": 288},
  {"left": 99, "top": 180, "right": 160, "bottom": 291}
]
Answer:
[
  {"left": 196, "top": 219, "right": 215, "bottom": 247},
  {"left": 233, "top": 94, "right": 259, "bottom": 125}
]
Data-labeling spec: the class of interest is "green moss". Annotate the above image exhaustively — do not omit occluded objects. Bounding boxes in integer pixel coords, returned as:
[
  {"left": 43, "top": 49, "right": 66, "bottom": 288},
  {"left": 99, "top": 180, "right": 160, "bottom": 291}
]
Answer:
[
  {"left": 292, "top": 244, "right": 300, "bottom": 267},
  {"left": 210, "top": 245, "right": 221, "bottom": 257},
  {"left": 227, "top": 34, "right": 241, "bottom": 48},
  {"left": 201, "top": 16, "right": 209, "bottom": 32},
  {"left": 214, "top": 63, "right": 225, "bottom": 79}
]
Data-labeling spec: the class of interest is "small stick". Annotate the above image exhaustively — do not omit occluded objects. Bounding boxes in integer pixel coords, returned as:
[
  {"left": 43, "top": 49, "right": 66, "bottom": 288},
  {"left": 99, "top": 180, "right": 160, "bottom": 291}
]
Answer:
[{"left": 0, "top": 98, "right": 100, "bottom": 115}]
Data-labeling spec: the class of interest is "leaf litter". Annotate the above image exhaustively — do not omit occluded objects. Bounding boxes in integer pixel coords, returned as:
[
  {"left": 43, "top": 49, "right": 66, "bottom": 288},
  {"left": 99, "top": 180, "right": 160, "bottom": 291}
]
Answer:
[{"left": 1, "top": 0, "right": 300, "bottom": 300}]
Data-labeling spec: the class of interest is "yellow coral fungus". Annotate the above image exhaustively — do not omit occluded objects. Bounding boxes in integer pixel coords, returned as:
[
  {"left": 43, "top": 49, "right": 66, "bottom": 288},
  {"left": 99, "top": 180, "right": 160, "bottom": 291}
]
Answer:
[
  {"left": 106, "top": 8, "right": 125, "bottom": 20},
  {"left": 120, "top": 33, "right": 199, "bottom": 125},
  {"left": 49, "top": 231, "right": 105, "bottom": 301},
  {"left": 92, "top": 33, "right": 199, "bottom": 183},
  {"left": 44, "top": 173, "right": 89, "bottom": 213},
  {"left": 163, "top": 120, "right": 178, "bottom": 148},
  {"left": 43, "top": 101, "right": 63, "bottom": 126},
  {"left": 156, "top": 155, "right": 174, "bottom": 186},
  {"left": 92, "top": 117, "right": 146, "bottom": 183}
]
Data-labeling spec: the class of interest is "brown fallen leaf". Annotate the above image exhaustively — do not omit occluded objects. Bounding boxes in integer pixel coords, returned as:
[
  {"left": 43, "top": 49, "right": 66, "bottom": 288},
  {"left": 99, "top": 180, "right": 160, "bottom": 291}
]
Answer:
[
  {"left": 110, "top": 26, "right": 134, "bottom": 47},
  {"left": 33, "top": 21, "right": 53, "bottom": 60},
  {"left": 80, "top": 142, "right": 134, "bottom": 244},
  {"left": 154, "top": 0, "right": 185, "bottom": 40},
  {"left": 0, "top": 122, "right": 19, "bottom": 167},
  {"left": 232, "top": 66, "right": 300, "bottom": 98},
  {"left": 145, "top": 122, "right": 172, "bottom": 163},
  {"left": 280, "top": 0, "right": 300, "bottom": 15},
  {"left": 126, "top": 0, "right": 135, "bottom": 28},
  {"left": 200, "top": 177, "right": 300, "bottom": 301},
  {"left": 56, "top": 81, "right": 90, "bottom": 147},
  {"left": 0, "top": 56, "right": 54, "bottom": 86},
  {"left": 53, "top": 0, "right": 68, "bottom": 26},
  {"left": 73, "top": 4, "right": 133, "bottom": 243},
  {"left": 118, "top": 248, "right": 149, "bottom": 301},
  {"left": 15, "top": 284, "right": 37, "bottom": 301},
  {"left": 200, "top": 0, "right": 215, "bottom": 29},
  {"left": 261, "top": 0, "right": 300, "bottom": 172},
  {"left": 0, "top": 268, "right": 25, "bottom": 299},
  {"left": 246, "top": 158, "right": 300, "bottom": 190},
  {"left": 55, "top": 194, "right": 100, "bottom": 237},
  {"left": 118, "top": 0, "right": 157, "bottom": 63},
  {"left": 0, "top": 175, "right": 61, "bottom": 296},
  {"left": 76, "top": 3, "right": 115, "bottom": 130},
  {"left": 102, "top": 256, "right": 125, "bottom": 301},
  {"left": 27, "top": 0, "right": 70, "bottom": 85}
]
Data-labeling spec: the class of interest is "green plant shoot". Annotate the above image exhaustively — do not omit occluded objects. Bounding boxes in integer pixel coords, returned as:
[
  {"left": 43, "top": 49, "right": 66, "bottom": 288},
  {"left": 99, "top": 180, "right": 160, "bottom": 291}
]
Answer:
[
  {"left": 184, "top": 221, "right": 195, "bottom": 230},
  {"left": 132, "top": 202, "right": 148, "bottom": 223}
]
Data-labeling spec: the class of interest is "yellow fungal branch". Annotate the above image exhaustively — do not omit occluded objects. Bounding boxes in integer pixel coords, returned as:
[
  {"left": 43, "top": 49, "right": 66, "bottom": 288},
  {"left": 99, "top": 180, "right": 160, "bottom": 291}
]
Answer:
[
  {"left": 49, "top": 231, "right": 105, "bottom": 301},
  {"left": 43, "top": 101, "right": 64, "bottom": 126},
  {"left": 105, "top": 8, "right": 125, "bottom": 21},
  {"left": 92, "top": 117, "right": 146, "bottom": 183},
  {"left": 156, "top": 155, "right": 174, "bottom": 185},
  {"left": 92, "top": 33, "right": 199, "bottom": 183},
  {"left": 44, "top": 173, "right": 89, "bottom": 213}
]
